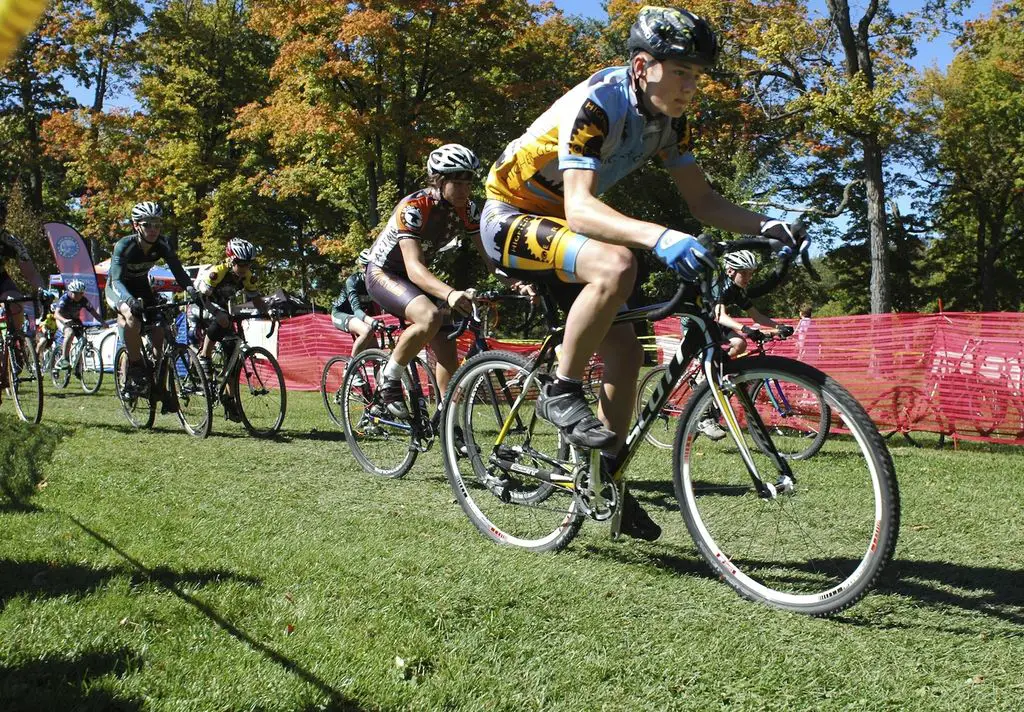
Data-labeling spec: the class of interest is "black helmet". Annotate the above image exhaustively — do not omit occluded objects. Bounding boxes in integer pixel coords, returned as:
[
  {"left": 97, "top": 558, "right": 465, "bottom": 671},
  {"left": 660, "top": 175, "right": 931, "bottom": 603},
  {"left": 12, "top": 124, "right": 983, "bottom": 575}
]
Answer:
[{"left": 628, "top": 6, "right": 719, "bottom": 67}]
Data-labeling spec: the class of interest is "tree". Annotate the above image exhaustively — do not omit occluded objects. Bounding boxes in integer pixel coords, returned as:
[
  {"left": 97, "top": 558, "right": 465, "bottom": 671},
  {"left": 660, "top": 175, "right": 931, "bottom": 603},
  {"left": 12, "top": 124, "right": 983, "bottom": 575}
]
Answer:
[{"left": 914, "top": 0, "right": 1024, "bottom": 311}]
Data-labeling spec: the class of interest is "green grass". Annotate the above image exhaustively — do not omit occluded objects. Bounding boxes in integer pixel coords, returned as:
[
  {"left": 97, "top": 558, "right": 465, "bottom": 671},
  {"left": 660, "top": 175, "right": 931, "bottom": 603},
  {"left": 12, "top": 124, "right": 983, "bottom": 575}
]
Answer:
[{"left": 2, "top": 376, "right": 1023, "bottom": 711}]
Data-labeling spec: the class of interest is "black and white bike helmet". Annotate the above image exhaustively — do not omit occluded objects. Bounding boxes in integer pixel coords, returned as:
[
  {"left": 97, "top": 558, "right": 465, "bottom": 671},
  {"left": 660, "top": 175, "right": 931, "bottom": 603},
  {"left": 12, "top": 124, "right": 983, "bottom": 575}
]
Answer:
[
  {"left": 723, "top": 249, "right": 758, "bottom": 271},
  {"left": 131, "top": 201, "right": 163, "bottom": 222},
  {"left": 628, "top": 5, "right": 720, "bottom": 67},
  {"left": 427, "top": 144, "right": 480, "bottom": 176},
  {"left": 226, "top": 238, "right": 256, "bottom": 262},
  {"left": 67, "top": 279, "right": 87, "bottom": 293}
]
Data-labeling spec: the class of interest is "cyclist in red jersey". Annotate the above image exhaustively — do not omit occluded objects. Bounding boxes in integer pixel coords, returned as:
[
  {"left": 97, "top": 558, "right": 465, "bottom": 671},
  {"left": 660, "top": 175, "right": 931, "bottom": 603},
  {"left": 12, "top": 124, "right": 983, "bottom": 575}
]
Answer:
[{"left": 363, "top": 144, "right": 487, "bottom": 419}]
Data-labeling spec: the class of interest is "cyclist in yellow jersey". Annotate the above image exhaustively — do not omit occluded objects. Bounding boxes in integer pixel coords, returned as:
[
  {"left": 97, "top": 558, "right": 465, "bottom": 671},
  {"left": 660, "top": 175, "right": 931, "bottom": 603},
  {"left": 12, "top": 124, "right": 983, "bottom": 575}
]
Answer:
[{"left": 481, "top": 6, "right": 806, "bottom": 540}]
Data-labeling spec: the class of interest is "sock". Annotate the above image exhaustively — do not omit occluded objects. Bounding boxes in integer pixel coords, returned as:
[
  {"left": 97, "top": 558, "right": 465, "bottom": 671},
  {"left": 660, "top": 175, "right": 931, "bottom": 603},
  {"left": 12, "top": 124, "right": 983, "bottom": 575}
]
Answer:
[
  {"left": 549, "top": 372, "right": 583, "bottom": 396},
  {"left": 383, "top": 357, "right": 404, "bottom": 381}
]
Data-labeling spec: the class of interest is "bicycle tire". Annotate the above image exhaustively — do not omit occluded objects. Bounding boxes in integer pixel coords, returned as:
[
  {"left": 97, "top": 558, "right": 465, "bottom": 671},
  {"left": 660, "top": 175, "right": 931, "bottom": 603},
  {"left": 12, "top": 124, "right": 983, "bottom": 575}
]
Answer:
[
  {"left": 320, "top": 355, "right": 350, "bottom": 428},
  {"left": 341, "top": 348, "right": 417, "bottom": 478},
  {"left": 746, "top": 378, "right": 830, "bottom": 460},
  {"left": 231, "top": 345, "right": 286, "bottom": 437},
  {"left": 169, "top": 346, "right": 212, "bottom": 438},
  {"left": 51, "top": 343, "right": 71, "bottom": 390},
  {"left": 635, "top": 364, "right": 692, "bottom": 449},
  {"left": 79, "top": 340, "right": 103, "bottom": 394},
  {"left": 113, "top": 346, "right": 155, "bottom": 429},
  {"left": 8, "top": 334, "right": 43, "bottom": 423},
  {"left": 672, "top": 355, "right": 899, "bottom": 616},
  {"left": 582, "top": 355, "right": 603, "bottom": 405},
  {"left": 441, "top": 350, "right": 584, "bottom": 552}
]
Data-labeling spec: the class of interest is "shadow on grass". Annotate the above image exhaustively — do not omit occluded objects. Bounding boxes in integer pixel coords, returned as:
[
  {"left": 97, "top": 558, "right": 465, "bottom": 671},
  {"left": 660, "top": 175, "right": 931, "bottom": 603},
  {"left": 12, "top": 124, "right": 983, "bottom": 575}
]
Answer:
[
  {"left": 877, "top": 558, "right": 1024, "bottom": 627},
  {"left": 0, "top": 647, "right": 144, "bottom": 711},
  {"left": 282, "top": 429, "right": 348, "bottom": 443},
  {"left": 0, "top": 414, "right": 67, "bottom": 506},
  {"left": 67, "top": 516, "right": 367, "bottom": 711},
  {"left": 0, "top": 559, "right": 261, "bottom": 609}
]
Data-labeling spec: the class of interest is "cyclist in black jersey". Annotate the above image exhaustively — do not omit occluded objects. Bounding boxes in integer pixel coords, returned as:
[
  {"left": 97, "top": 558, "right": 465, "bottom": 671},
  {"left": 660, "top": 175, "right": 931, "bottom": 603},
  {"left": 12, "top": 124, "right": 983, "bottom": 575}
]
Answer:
[
  {"left": 714, "top": 249, "right": 790, "bottom": 358},
  {"left": 331, "top": 249, "right": 379, "bottom": 361},
  {"left": 0, "top": 202, "right": 47, "bottom": 334},
  {"left": 104, "top": 201, "right": 196, "bottom": 392}
]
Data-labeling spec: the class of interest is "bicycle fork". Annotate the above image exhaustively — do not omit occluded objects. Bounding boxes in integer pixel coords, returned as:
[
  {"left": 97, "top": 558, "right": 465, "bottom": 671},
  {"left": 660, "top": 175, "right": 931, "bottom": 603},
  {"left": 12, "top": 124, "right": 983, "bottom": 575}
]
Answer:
[{"left": 703, "top": 357, "right": 794, "bottom": 498}]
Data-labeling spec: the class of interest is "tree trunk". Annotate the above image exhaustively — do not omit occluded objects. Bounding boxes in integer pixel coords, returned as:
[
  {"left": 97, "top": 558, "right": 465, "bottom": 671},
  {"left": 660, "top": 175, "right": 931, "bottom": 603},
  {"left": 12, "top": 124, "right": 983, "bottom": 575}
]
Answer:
[
  {"left": 863, "top": 136, "right": 890, "bottom": 313},
  {"left": 365, "top": 156, "right": 379, "bottom": 227}
]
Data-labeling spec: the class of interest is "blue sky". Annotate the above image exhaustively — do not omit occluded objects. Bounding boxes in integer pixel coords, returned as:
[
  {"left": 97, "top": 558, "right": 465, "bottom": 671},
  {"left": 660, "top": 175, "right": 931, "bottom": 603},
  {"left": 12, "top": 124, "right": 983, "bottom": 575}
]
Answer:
[{"left": 553, "top": 0, "right": 994, "bottom": 71}]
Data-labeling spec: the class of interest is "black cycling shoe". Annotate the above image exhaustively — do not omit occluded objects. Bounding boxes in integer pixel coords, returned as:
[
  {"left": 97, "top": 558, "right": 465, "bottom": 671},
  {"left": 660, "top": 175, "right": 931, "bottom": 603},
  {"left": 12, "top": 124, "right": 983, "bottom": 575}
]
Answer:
[
  {"left": 536, "top": 382, "right": 616, "bottom": 449},
  {"left": 619, "top": 489, "right": 662, "bottom": 542},
  {"left": 377, "top": 377, "right": 409, "bottom": 420},
  {"left": 220, "top": 394, "right": 242, "bottom": 422}
]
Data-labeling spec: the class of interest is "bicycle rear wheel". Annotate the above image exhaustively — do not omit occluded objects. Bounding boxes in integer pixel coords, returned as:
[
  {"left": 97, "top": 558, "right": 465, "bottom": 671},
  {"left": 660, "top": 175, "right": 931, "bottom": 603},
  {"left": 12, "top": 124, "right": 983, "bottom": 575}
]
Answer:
[
  {"left": 8, "top": 334, "right": 43, "bottom": 423},
  {"left": 341, "top": 348, "right": 417, "bottom": 478},
  {"left": 113, "top": 347, "right": 155, "bottom": 429},
  {"left": 442, "top": 350, "right": 584, "bottom": 552},
  {"left": 320, "top": 355, "right": 350, "bottom": 428},
  {"left": 673, "top": 355, "right": 899, "bottom": 616},
  {"left": 230, "top": 345, "right": 286, "bottom": 437},
  {"left": 169, "top": 346, "right": 212, "bottom": 438},
  {"left": 79, "top": 341, "right": 103, "bottom": 394},
  {"left": 635, "top": 364, "right": 692, "bottom": 449},
  {"left": 746, "top": 378, "right": 830, "bottom": 460}
]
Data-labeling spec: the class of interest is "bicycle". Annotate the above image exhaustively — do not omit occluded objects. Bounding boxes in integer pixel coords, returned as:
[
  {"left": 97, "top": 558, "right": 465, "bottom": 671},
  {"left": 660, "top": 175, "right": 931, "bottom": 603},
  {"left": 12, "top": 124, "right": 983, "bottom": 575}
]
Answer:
[
  {"left": 113, "top": 301, "right": 212, "bottom": 437},
  {"left": 636, "top": 330, "right": 831, "bottom": 459},
  {"left": 337, "top": 292, "right": 531, "bottom": 478},
  {"left": 321, "top": 321, "right": 433, "bottom": 429},
  {"left": 49, "top": 321, "right": 104, "bottom": 394},
  {"left": 202, "top": 305, "right": 287, "bottom": 437},
  {"left": 439, "top": 234, "right": 900, "bottom": 616},
  {"left": 0, "top": 295, "right": 44, "bottom": 423}
]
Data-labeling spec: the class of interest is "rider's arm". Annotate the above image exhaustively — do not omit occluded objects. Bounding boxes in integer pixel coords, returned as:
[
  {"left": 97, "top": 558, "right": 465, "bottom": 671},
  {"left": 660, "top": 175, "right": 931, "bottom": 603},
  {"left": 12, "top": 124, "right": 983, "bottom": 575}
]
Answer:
[
  {"left": 561, "top": 169, "right": 662, "bottom": 248},
  {"left": 108, "top": 237, "right": 135, "bottom": 303},
  {"left": 399, "top": 239, "right": 454, "bottom": 301},
  {"left": 714, "top": 303, "right": 746, "bottom": 333},
  {"left": 746, "top": 306, "right": 779, "bottom": 331},
  {"left": 343, "top": 273, "right": 368, "bottom": 321},
  {"left": 668, "top": 163, "right": 766, "bottom": 236},
  {"left": 161, "top": 242, "right": 193, "bottom": 292}
]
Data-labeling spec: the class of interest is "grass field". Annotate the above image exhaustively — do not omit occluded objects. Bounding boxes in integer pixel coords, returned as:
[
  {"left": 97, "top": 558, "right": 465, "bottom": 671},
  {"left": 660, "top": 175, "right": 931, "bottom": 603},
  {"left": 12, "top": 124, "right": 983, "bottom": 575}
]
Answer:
[{"left": 2, "top": 375, "right": 1023, "bottom": 711}]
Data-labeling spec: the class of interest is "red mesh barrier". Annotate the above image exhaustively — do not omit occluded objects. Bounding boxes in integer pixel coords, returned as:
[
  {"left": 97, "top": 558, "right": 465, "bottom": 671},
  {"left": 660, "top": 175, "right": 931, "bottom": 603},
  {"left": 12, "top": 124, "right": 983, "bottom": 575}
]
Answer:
[
  {"left": 276, "top": 312, "right": 1024, "bottom": 445},
  {"left": 654, "top": 313, "right": 1024, "bottom": 445}
]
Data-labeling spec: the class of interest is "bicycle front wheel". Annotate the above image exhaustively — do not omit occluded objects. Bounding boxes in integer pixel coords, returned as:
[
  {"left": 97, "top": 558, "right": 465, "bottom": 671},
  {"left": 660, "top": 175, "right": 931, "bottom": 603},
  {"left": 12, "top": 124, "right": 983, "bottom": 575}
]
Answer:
[
  {"left": 51, "top": 346, "right": 71, "bottom": 390},
  {"left": 635, "top": 364, "right": 692, "bottom": 449},
  {"left": 79, "top": 341, "right": 103, "bottom": 394},
  {"left": 673, "top": 356, "right": 899, "bottom": 616},
  {"left": 341, "top": 348, "right": 417, "bottom": 478},
  {"left": 169, "top": 346, "right": 212, "bottom": 438},
  {"left": 113, "top": 347, "right": 156, "bottom": 429},
  {"left": 442, "top": 351, "right": 584, "bottom": 552},
  {"left": 746, "top": 378, "right": 830, "bottom": 460},
  {"left": 320, "top": 355, "right": 350, "bottom": 428},
  {"left": 8, "top": 334, "right": 43, "bottom": 423},
  {"left": 231, "top": 346, "right": 286, "bottom": 437}
]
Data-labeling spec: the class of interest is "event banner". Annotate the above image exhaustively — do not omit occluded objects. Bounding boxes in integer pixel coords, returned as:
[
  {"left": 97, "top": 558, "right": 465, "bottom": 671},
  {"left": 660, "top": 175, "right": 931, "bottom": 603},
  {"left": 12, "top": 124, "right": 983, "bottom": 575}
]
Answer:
[{"left": 43, "top": 222, "right": 103, "bottom": 322}]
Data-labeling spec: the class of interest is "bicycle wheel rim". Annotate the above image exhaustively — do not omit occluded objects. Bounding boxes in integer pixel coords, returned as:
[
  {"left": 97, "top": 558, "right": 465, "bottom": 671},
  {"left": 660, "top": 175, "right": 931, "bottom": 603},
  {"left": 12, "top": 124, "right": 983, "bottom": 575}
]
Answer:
[
  {"left": 320, "top": 355, "right": 350, "bottom": 428},
  {"left": 636, "top": 366, "right": 690, "bottom": 449},
  {"left": 442, "top": 351, "right": 583, "bottom": 552},
  {"left": 51, "top": 346, "right": 71, "bottom": 389},
  {"left": 79, "top": 343, "right": 103, "bottom": 393},
  {"left": 232, "top": 346, "right": 286, "bottom": 437},
  {"left": 10, "top": 335, "right": 43, "bottom": 423},
  {"left": 747, "top": 379, "right": 830, "bottom": 460},
  {"left": 114, "top": 347, "right": 155, "bottom": 429},
  {"left": 341, "top": 349, "right": 417, "bottom": 478},
  {"left": 674, "top": 357, "right": 899, "bottom": 615},
  {"left": 170, "top": 347, "right": 211, "bottom": 438}
]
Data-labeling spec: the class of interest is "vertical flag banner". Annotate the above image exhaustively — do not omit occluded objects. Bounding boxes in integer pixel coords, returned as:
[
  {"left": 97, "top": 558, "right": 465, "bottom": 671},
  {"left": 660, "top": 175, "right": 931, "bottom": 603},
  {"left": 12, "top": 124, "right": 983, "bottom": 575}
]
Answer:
[{"left": 43, "top": 222, "right": 102, "bottom": 321}]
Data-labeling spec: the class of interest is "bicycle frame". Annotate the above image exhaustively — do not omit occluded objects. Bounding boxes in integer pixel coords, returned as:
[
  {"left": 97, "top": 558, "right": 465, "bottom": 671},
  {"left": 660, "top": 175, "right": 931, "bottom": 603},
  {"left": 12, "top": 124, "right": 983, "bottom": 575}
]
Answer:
[{"left": 480, "top": 265, "right": 801, "bottom": 537}]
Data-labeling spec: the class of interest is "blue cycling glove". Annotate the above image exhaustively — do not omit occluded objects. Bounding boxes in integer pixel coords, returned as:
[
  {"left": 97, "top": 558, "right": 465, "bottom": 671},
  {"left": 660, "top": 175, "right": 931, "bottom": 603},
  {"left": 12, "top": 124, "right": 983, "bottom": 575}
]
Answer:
[{"left": 653, "top": 229, "right": 714, "bottom": 282}]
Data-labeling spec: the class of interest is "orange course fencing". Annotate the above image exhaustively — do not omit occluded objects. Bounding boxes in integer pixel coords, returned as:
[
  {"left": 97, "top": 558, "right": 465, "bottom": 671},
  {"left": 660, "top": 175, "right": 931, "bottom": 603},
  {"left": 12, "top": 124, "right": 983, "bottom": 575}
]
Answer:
[{"left": 278, "top": 312, "right": 1024, "bottom": 446}]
